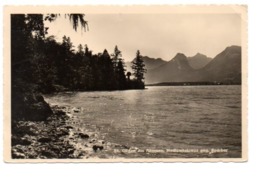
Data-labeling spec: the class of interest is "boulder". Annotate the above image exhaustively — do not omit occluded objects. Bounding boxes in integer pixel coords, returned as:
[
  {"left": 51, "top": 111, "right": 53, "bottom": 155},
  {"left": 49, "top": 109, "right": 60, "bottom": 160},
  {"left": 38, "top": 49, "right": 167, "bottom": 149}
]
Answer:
[
  {"left": 65, "top": 126, "right": 74, "bottom": 130},
  {"left": 12, "top": 90, "right": 53, "bottom": 121},
  {"left": 55, "top": 110, "right": 66, "bottom": 116},
  {"left": 72, "top": 107, "right": 81, "bottom": 113},
  {"left": 41, "top": 150, "right": 57, "bottom": 158},
  {"left": 92, "top": 145, "right": 104, "bottom": 152},
  {"left": 12, "top": 151, "right": 26, "bottom": 159},
  {"left": 12, "top": 136, "right": 32, "bottom": 146},
  {"left": 55, "top": 132, "right": 66, "bottom": 137},
  {"left": 56, "top": 128, "right": 70, "bottom": 137},
  {"left": 38, "top": 137, "right": 52, "bottom": 143},
  {"left": 12, "top": 123, "right": 38, "bottom": 136},
  {"left": 78, "top": 133, "right": 89, "bottom": 139}
]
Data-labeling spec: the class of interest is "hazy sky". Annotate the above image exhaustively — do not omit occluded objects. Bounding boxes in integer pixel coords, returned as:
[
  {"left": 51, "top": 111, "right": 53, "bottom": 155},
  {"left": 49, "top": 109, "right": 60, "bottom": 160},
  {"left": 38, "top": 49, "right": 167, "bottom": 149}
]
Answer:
[{"left": 45, "top": 13, "right": 241, "bottom": 61}]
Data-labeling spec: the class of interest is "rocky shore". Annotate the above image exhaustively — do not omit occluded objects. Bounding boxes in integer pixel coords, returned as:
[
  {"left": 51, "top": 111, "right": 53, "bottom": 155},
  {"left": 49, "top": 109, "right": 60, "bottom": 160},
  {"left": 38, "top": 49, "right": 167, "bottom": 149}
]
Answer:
[{"left": 11, "top": 105, "right": 129, "bottom": 159}]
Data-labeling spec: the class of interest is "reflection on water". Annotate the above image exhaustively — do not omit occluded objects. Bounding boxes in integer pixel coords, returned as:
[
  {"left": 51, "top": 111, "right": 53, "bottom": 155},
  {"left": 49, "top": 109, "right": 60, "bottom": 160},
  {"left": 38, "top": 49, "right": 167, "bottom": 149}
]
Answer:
[{"left": 45, "top": 86, "right": 241, "bottom": 158}]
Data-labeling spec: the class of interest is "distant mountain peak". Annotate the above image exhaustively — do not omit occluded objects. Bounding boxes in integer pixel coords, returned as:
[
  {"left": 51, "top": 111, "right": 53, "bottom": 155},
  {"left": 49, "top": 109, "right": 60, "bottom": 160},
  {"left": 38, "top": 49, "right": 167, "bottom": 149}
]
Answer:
[
  {"left": 155, "top": 58, "right": 164, "bottom": 61},
  {"left": 223, "top": 45, "right": 241, "bottom": 55},
  {"left": 171, "top": 53, "right": 187, "bottom": 62},
  {"left": 142, "top": 56, "right": 165, "bottom": 62},
  {"left": 126, "top": 55, "right": 167, "bottom": 71},
  {"left": 194, "top": 52, "right": 206, "bottom": 58},
  {"left": 225, "top": 45, "right": 241, "bottom": 50},
  {"left": 187, "top": 52, "right": 212, "bottom": 69},
  {"left": 175, "top": 53, "right": 186, "bottom": 58}
]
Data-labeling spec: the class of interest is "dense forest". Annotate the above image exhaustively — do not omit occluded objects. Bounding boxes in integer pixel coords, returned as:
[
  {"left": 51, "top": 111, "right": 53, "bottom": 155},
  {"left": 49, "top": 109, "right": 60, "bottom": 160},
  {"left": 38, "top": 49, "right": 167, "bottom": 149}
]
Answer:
[{"left": 11, "top": 14, "right": 146, "bottom": 121}]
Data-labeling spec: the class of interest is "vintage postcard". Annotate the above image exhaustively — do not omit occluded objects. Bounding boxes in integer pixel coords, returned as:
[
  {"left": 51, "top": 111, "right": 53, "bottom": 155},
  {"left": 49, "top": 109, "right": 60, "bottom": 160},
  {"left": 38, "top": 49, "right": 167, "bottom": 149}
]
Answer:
[{"left": 3, "top": 5, "right": 247, "bottom": 162}]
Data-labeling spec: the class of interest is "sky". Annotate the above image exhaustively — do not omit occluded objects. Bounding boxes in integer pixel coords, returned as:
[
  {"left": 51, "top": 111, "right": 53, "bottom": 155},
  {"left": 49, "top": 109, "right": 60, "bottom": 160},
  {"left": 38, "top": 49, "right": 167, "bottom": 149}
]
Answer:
[{"left": 45, "top": 13, "right": 241, "bottom": 61}]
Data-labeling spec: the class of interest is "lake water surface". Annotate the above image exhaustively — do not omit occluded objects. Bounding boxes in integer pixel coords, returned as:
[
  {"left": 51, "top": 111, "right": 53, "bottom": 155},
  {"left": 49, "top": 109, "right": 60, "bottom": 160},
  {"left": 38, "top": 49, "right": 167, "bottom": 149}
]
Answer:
[{"left": 45, "top": 86, "right": 241, "bottom": 158}]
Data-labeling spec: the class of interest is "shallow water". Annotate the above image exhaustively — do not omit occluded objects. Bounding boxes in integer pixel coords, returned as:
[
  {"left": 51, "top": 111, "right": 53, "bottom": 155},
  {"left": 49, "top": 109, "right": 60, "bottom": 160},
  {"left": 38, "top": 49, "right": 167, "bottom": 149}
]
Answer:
[{"left": 45, "top": 85, "right": 241, "bottom": 158}]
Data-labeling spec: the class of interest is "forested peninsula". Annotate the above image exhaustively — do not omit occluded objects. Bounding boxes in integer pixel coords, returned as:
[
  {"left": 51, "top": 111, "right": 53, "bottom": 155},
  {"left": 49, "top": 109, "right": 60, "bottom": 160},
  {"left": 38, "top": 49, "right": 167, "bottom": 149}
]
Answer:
[
  {"left": 12, "top": 14, "right": 146, "bottom": 122},
  {"left": 11, "top": 14, "right": 147, "bottom": 158}
]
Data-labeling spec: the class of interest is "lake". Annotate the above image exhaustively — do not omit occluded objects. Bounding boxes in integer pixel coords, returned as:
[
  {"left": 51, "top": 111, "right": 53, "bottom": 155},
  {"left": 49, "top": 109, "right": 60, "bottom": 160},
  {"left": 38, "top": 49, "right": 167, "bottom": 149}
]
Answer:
[{"left": 45, "top": 85, "right": 241, "bottom": 158}]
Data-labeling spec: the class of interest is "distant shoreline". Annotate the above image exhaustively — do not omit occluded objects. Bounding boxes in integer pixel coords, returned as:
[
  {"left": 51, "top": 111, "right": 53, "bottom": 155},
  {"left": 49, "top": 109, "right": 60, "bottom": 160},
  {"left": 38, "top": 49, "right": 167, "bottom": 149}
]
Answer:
[{"left": 146, "top": 82, "right": 241, "bottom": 87}]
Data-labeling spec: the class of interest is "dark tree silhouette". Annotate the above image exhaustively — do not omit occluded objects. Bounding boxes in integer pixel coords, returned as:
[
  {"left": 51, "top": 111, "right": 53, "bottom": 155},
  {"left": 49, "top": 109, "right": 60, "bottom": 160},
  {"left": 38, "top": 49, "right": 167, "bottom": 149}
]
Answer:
[
  {"left": 111, "top": 45, "right": 121, "bottom": 71},
  {"left": 116, "top": 60, "right": 127, "bottom": 89},
  {"left": 11, "top": 14, "right": 88, "bottom": 122},
  {"left": 68, "top": 14, "right": 88, "bottom": 31},
  {"left": 126, "top": 72, "right": 131, "bottom": 81},
  {"left": 132, "top": 50, "right": 147, "bottom": 84},
  {"left": 44, "top": 14, "right": 88, "bottom": 32},
  {"left": 77, "top": 44, "right": 84, "bottom": 56},
  {"left": 12, "top": 14, "right": 146, "bottom": 92},
  {"left": 110, "top": 45, "right": 128, "bottom": 89}
]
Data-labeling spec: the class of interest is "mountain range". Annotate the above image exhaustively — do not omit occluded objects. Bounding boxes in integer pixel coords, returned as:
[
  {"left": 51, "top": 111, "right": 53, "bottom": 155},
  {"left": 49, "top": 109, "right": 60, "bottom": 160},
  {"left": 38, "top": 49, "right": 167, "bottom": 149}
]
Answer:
[
  {"left": 126, "top": 45, "right": 241, "bottom": 84},
  {"left": 125, "top": 56, "right": 166, "bottom": 72}
]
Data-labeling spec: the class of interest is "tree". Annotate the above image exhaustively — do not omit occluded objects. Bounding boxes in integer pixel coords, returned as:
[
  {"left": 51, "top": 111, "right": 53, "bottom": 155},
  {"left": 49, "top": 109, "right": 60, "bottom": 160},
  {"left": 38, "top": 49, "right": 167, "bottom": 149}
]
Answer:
[
  {"left": 11, "top": 14, "right": 88, "bottom": 88},
  {"left": 95, "top": 49, "right": 114, "bottom": 90},
  {"left": 77, "top": 44, "right": 84, "bottom": 56},
  {"left": 44, "top": 14, "right": 88, "bottom": 32},
  {"left": 84, "top": 44, "right": 92, "bottom": 58},
  {"left": 62, "top": 36, "right": 74, "bottom": 52},
  {"left": 11, "top": 14, "right": 47, "bottom": 84},
  {"left": 116, "top": 60, "right": 127, "bottom": 89},
  {"left": 111, "top": 45, "right": 121, "bottom": 71},
  {"left": 126, "top": 72, "right": 131, "bottom": 81},
  {"left": 131, "top": 50, "right": 147, "bottom": 84},
  {"left": 111, "top": 45, "right": 127, "bottom": 89},
  {"left": 68, "top": 14, "right": 88, "bottom": 31},
  {"left": 29, "top": 36, "right": 60, "bottom": 93}
]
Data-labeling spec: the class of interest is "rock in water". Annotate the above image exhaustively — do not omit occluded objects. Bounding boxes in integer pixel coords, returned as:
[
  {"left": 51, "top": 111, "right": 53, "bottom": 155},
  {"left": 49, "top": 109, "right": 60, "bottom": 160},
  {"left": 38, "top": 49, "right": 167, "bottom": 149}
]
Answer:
[
  {"left": 72, "top": 107, "right": 81, "bottom": 113},
  {"left": 92, "top": 145, "right": 104, "bottom": 152},
  {"left": 78, "top": 133, "right": 89, "bottom": 139}
]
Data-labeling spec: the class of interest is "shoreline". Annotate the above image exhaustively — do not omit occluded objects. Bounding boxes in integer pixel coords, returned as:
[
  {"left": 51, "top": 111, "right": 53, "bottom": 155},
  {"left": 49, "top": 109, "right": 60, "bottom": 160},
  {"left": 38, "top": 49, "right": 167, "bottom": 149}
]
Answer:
[
  {"left": 146, "top": 82, "right": 241, "bottom": 87},
  {"left": 11, "top": 104, "right": 127, "bottom": 159}
]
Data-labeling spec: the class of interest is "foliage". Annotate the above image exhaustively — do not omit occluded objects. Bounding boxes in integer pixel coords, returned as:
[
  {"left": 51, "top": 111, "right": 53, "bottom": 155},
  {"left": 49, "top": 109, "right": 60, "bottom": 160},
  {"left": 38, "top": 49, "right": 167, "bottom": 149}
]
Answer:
[
  {"left": 11, "top": 13, "right": 146, "bottom": 122},
  {"left": 132, "top": 50, "right": 147, "bottom": 83},
  {"left": 11, "top": 14, "right": 145, "bottom": 94}
]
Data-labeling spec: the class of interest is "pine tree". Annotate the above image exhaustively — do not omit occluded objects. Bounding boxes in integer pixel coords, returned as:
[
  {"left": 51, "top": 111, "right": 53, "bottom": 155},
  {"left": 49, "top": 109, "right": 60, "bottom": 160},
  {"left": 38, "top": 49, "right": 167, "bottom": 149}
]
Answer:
[
  {"left": 116, "top": 60, "right": 127, "bottom": 89},
  {"left": 131, "top": 50, "right": 147, "bottom": 84},
  {"left": 77, "top": 44, "right": 84, "bottom": 56},
  {"left": 98, "top": 49, "right": 114, "bottom": 90},
  {"left": 84, "top": 44, "right": 92, "bottom": 58},
  {"left": 111, "top": 45, "right": 127, "bottom": 89},
  {"left": 111, "top": 45, "right": 121, "bottom": 71}
]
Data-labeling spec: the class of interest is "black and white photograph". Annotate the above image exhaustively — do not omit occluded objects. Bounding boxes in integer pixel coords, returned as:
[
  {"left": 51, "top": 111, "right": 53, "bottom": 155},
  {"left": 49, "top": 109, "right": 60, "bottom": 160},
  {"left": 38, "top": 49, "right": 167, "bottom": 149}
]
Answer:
[{"left": 4, "top": 5, "right": 247, "bottom": 162}]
